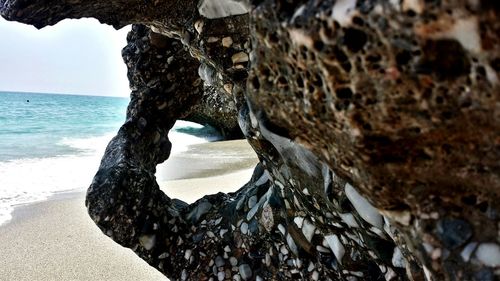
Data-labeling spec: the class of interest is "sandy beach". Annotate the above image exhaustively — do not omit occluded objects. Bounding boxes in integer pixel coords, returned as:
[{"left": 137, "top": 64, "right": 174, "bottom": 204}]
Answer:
[{"left": 0, "top": 140, "right": 258, "bottom": 280}]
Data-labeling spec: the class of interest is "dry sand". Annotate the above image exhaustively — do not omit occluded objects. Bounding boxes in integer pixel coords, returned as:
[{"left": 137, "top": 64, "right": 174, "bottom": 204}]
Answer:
[
  {"left": 0, "top": 140, "right": 258, "bottom": 280},
  {"left": 0, "top": 193, "right": 168, "bottom": 281}
]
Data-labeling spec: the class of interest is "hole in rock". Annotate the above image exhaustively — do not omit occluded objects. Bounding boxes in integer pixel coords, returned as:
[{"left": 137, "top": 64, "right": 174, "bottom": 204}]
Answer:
[{"left": 156, "top": 120, "right": 259, "bottom": 204}]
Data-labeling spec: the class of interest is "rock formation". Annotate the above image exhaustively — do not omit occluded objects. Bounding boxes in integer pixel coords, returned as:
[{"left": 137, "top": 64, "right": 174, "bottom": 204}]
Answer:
[{"left": 2, "top": 0, "right": 499, "bottom": 280}]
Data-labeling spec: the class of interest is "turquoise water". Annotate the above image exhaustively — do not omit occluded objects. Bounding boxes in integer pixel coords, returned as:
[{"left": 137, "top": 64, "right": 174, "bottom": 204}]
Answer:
[
  {"left": 0, "top": 91, "right": 129, "bottom": 161},
  {"left": 0, "top": 91, "right": 220, "bottom": 226}
]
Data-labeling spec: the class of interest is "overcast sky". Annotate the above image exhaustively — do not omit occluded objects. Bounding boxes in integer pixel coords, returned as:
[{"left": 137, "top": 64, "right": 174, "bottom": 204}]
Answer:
[{"left": 0, "top": 18, "right": 130, "bottom": 97}]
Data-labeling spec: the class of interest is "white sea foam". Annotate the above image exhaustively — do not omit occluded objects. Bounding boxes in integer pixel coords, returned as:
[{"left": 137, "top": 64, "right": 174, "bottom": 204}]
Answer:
[
  {"left": 0, "top": 120, "right": 212, "bottom": 226},
  {"left": 0, "top": 153, "right": 103, "bottom": 226},
  {"left": 58, "top": 133, "right": 116, "bottom": 154},
  {"left": 169, "top": 130, "right": 209, "bottom": 154}
]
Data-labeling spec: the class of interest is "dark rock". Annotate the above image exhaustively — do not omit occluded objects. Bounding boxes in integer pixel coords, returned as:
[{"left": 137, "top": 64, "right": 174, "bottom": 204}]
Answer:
[
  {"left": 436, "top": 218, "right": 473, "bottom": 249},
  {"left": 472, "top": 268, "right": 494, "bottom": 281},
  {"left": 215, "top": 256, "right": 225, "bottom": 267}
]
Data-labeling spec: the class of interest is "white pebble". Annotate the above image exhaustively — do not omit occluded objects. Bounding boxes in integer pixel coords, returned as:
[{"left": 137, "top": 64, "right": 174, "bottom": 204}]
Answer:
[
  {"left": 240, "top": 222, "right": 248, "bottom": 235},
  {"left": 139, "top": 234, "right": 156, "bottom": 250},
  {"left": 301, "top": 219, "right": 316, "bottom": 242},
  {"left": 184, "top": 249, "right": 192, "bottom": 260},
  {"left": 460, "top": 242, "right": 478, "bottom": 262},
  {"left": 294, "top": 217, "right": 304, "bottom": 228},
  {"left": 331, "top": 0, "right": 357, "bottom": 27},
  {"left": 391, "top": 247, "right": 406, "bottom": 268},
  {"left": 325, "top": 234, "right": 345, "bottom": 264},
  {"left": 286, "top": 234, "right": 299, "bottom": 255},
  {"left": 306, "top": 262, "right": 314, "bottom": 272},
  {"left": 475, "top": 243, "right": 500, "bottom": 267},
  {"left": 280, "top": 245, "right": 289, "bottom": 255},
  {"left": 248, "top": 196, "right": 257, "bottom": 209},
  {"left": 345, "top": 184, "right": 383, "bottom": 228},
  {"left": 198, "top": 0, "right": 249, "bottom": 19},
  {"left": 340, "top": 213, "right": 359, "bottom": 228},
  {"left": 312, "top": 271, "right": 319, "bottom": 281},
  {"left": 278, "top": 224, "right": 286, "bottom": 235}
]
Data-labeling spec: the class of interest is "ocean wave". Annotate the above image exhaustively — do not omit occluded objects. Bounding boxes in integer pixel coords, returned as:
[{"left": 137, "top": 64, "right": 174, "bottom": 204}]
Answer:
[
  {"left": 0, "top": 122, "right": 215, "bottom": 226},
  {"left": 0, "top": 153, "right": 102, "bottom": 226},
  {"left": 58, "top": 133, "right": 116, "bottom": 155}
]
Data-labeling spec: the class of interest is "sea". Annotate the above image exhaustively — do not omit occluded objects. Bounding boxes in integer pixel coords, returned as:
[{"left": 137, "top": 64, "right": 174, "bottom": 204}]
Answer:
[{"left": 0, "top": 91, "right": 221, "bottom": 226}]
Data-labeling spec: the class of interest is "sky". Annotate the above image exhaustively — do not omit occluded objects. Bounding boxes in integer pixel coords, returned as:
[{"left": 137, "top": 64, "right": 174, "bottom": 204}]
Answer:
[{"left": 0, "top": 18, "right": 130, "bottom": 97}]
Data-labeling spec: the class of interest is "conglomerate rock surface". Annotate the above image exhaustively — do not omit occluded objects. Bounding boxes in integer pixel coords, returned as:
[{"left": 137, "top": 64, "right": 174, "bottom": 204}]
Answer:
[{"left": 1, "top": 0, "right": 499, "bottom": 280}]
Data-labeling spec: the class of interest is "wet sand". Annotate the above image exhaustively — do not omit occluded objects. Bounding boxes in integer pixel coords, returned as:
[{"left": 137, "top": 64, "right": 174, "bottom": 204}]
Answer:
[{"left": 0, "top": 140, "right": 258, "bottom": 280}]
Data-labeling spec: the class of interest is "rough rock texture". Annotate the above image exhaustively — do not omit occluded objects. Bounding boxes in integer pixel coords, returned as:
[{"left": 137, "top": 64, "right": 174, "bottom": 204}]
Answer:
[{"left": 2, "top": 0, "right": 499, "bottom": 280}]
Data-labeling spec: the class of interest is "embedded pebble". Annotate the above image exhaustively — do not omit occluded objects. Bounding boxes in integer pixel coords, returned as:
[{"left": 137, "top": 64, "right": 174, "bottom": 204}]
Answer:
[
  {"left": 194, "top": 20, "right": 204, "bottom": 34},
  {"left": 325, "top": 234, "right": 345, "bottom": 264},
  {"left": 436, "top": 218, "right": 472, "bottom": 249},
  {"left": 475, "top": 243, "right": 500, "bottom": 267},
  {"left": 232, "top": 52, "right": 249, "bottom": 64},
  {"left": 246, "top": 204, "right": 259, "bottom": 221},
  {"left": 331, "top": 0, "right": 357, "bottom": 27},
  {"left": 248, "top": 195, "right": 258, "bottom": 209},
  {"left": 198, "top": 0, "right": 249, "bottom": 19},
  {"left": 255, "top": 170, "right": 270, "bottom": 186},
  {"left": 241, "top": 222, "right": 248, "bottom": 235},
  {"left": 295, "top": 258, "right": 302, "bottom": 268},
  {"left": 312, "top": 271, "right": 319, "bottom": 281},
  {"left": 278, "top": 224, "right": 286, "bottom": 235},
  {"left": 215, "top": 256, "right": 225, "bottom": 267},
  {"left": 236, "top": 197, "right": 245, "bottom": 211},
  {"left": 316, "top": 245, "right": 330, "bottom": 253},
  {"left": 307, "top": 262, "right": 314, "bottom": 272},
  {"left": 239, "top": 264, "right": 252, "bottom": 280},
  {"left": 222, "top": 36, "right": 233, "bottom": 47},
  {"left": 218, "top": 271, "right": 225, "bottom": 281},
  {"left": 184, "top": 249, "right": 192, "bottom": 260},
  {"left": 207, "top": 36, "right": 219, "bottom": 43},
  {"left": 280, "top": 245, "right": 289, "bottom": 255},
  {"left": 294, "top": 216, "right": 304, "bottom": 228},
  {"left": 301, "top": 219, "right": 316, "bottom": 242},
  {"left": 187, "top": 201, "right": 212, "bottom": 222},
  {"left": 230, "top": 257, "right": 238, "bottom": 266},
  {"left": 215, "top": 217, "right": 223, "bottom": 225},
  {"left": 345, "top": 184, "right": 383, "bottom": 228},
  {"left": 286, "top": 234, "right": 299, "bottom": 255},
  {"left": 340, "top": 213, "right": 359, "bottom": 228},
  {"left": 460, "top": 242, "right": 478, "bottom": 262},
  {"left": 391, "top": 247, "right": 406, "bottom": 268},
  {"left": 139, "top": 234, "right": 156, "bottom": 251}
]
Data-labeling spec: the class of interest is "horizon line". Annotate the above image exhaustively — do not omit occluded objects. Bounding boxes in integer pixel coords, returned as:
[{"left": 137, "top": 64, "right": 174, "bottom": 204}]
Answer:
[{"left": 0, "top": 89, "right": 130, "bottom": 99}]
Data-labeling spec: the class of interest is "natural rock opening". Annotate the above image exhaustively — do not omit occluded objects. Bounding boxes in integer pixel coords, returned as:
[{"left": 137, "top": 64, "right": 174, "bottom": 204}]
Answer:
[{"left": 155, "top": 120, "right": 259, "bottom": 204}]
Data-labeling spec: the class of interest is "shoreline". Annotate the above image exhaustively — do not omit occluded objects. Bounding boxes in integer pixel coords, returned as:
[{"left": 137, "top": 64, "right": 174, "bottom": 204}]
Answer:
[
  {"left": 156, "top": 139, "right": 258, "bottom": 181},
  {"left": 0, "top": 139, "right": 258, "bottom": 280}
]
